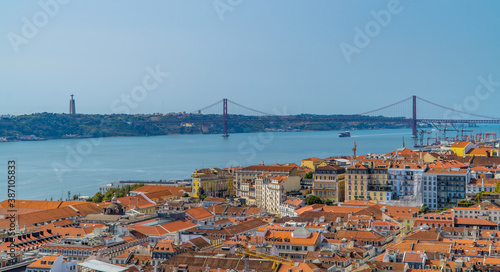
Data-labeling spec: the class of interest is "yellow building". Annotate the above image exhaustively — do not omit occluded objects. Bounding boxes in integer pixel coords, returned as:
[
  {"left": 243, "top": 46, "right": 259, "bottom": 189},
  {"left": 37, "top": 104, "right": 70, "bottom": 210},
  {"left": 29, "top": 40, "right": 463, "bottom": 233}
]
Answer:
[
  {"left": 450, "top": 142, "right": 476, "bottom": 157},
  {"left": 300, "top": 157, "right": 327, "bottom": 170},
  {"left": 192, "top": 168, "right": 234, "bottom": 199},
  {"left": 345, "top": 163, "right": 390, "bottom": 202},
  {"left": 366, "top": 163, "right": 391, "bottom": 202},
  {"left": 312, "top": 165, "right": 346, "bottom": 203}
]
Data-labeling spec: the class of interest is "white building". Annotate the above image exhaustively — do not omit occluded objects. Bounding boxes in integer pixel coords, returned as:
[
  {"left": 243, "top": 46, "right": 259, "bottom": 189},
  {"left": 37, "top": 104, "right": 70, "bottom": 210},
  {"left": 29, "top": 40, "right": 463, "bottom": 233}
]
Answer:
[
  {"left": 260, "top": 175, "right": 301, "bottom": 215},
  {"left": 279, "top": 199, "right": 305, "bottom": 217},
  {"left": 27, "top": 255, "right": 77, "bottom": 272},
  {"left": 388, "top": 164, "right": 426, "bottom": 202}
]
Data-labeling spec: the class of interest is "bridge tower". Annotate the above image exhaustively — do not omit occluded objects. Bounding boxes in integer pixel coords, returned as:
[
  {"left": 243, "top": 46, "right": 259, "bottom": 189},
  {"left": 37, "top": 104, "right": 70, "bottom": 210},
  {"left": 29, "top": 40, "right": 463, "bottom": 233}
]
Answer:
[
  {"left": 412, "top": 95, "right": 417, "bottom": 138},
  {"left": 222, "top": 98, "right": 229, "bottom": 137}
]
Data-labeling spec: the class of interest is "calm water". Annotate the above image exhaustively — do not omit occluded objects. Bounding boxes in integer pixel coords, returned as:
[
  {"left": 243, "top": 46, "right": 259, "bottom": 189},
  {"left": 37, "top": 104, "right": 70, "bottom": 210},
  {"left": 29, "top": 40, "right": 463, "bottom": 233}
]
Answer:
[{"left": 0, "top": 126, "right": 498, "bottom": 200}]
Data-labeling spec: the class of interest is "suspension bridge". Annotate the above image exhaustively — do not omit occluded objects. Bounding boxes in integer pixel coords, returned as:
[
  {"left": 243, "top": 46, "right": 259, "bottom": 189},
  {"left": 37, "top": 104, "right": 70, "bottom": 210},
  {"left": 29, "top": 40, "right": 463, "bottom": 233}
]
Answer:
[{"left": 138, "top": 95, "right": 500, "bottom": 144}]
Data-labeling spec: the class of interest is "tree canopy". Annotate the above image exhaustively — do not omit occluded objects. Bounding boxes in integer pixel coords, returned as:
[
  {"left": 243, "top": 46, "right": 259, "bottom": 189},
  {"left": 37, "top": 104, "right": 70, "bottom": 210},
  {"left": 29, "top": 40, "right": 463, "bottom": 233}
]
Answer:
[{"left": 305, "top": 195, "right": 323, "bottom": 205}]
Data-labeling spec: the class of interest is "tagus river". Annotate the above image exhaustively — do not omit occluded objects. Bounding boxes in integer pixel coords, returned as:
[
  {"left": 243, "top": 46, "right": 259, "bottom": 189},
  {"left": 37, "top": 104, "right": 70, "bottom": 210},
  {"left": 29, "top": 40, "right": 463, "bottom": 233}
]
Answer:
[{"left": 7, "top": 125, "right": 499, "bottom": 201}]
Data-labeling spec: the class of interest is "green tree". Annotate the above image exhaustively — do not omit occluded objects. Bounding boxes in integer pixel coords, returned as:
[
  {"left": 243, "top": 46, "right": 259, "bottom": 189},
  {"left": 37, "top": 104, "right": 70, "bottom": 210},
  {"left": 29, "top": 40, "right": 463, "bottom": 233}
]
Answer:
[
  {"left": 73, "top": 194, "right": 79, "bottom": 200},
  {"left": 419, "top": 205, "right": 429, "bottom": 214},
  {"left": 305, "top": 195, "right": 323, "bottom": 205},
  {"left": 183, "top": 193, "right": 190, "bottom": 197},
  {"left": 304, "top": 172, "right": 314, "bottom": 179},
  {"left": 324, "top": 199, "right": 333, "bottom": 206},
  {"left": 92, "top": 192, "right": 103, "bottom": 203}
]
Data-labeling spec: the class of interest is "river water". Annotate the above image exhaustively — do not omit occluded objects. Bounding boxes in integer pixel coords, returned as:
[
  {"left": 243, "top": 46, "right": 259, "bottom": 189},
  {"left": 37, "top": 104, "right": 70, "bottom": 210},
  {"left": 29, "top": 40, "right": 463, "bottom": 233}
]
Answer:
[{"left": 0, "top": 126, "right": 496, "bottom": 200}]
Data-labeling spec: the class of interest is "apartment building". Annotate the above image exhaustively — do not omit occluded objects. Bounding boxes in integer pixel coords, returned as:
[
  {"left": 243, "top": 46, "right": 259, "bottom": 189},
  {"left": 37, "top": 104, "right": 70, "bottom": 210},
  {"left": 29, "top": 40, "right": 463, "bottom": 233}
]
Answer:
[
  {"left": 346, "top": 163, "right": 390, "bottom": 202},
  {"left": 312, "top": 165, "right": 346, "bottom": 203},
  {"left": 191, "top": 168, "right": 234, "bottom": 198}
]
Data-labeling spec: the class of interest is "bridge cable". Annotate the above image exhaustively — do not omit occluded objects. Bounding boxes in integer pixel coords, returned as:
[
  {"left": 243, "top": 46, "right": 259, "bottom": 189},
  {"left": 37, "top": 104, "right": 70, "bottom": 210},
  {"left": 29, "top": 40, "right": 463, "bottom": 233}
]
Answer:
[
  {"left": 416, "top": 96, "right": 500, "bottom": 120},
  {"left": 227, "top": 100, "right": 274, "bottom": 116},
  {"left": 192, "top": 99, "right": 224, "bottom": 114}
]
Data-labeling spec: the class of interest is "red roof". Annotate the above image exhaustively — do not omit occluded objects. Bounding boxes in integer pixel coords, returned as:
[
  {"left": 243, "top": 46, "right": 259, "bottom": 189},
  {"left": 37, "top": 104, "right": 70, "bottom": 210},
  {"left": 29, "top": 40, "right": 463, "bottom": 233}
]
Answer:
[{"left": 185, "top": 206, "right": 214, "bottom": 220}]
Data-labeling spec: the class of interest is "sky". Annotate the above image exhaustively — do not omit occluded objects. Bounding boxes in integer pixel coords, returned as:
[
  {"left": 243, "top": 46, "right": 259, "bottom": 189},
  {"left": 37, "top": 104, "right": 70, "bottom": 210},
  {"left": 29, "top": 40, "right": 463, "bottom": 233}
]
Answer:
[{"left": 1, "top": 0, "right": 500, "bottom": 116}]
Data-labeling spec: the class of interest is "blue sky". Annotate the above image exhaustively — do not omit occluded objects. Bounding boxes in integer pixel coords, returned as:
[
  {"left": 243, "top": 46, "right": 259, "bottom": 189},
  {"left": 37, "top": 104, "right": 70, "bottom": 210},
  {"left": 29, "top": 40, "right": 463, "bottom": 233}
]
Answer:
[{"left": 1, "top": 0, "right": 500, "bottom": 116}]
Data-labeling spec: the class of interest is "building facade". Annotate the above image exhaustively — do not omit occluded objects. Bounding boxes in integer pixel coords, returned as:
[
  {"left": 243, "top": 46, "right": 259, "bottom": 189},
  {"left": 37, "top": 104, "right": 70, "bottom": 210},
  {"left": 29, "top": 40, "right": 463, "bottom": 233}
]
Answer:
[
  {"left": 191, "top": 168, "right": 234, "bottom": 199},
  {"left": 312, "top": 165, "right": 346, "bottom": 203}
]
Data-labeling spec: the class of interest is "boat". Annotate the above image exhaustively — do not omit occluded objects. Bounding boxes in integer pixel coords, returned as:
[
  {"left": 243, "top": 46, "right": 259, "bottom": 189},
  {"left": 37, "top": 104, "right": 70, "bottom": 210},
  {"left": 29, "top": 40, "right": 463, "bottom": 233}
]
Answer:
[
  {"left": 222, "top": 134, "right": 229, "bottom": 138},
  {"left": 338, "top": 131, "right": 351, "bottom": 138}
]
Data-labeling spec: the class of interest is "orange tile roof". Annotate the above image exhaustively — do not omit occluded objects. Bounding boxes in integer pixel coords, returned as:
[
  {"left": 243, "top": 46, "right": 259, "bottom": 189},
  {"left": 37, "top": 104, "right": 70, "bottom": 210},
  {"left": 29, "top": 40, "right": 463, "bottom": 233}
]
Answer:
[
  {"left": 115, "top": 194, "right": 157, "bottom": 209},
  {"left": 250, "top": 230, "right": 320, "bottom": 246},
  {"left": 468, "top": 177, "right": 498, "bottom": 186},
  {"left": 0, "top": 202, "right": 102, "bottom": 229},
  {"left": 0, "top": 200, "right": 83, "bottom": 210},
  {"left": 425, "top": 168, "right": 468, "bottom": 174},
  {"left": 348, "top": 164, "right": 368, "bottom": 170},
  {"left": 131, "top": 185, "right": 175, "bottom": 194},
  {"left": 467, "top": 148, "right": 495, "bottom": 156},
  {"left": 471, "top": 166, "right": 494, "bottom": 172},
  {"left": 335, "top": 230, "right": 385, "bottom": 241},
  {"left": 386, "top": 148, "right": 418, "bottom": 157},
  {"left": 372, "top": 220, "right": 399, "bottom": 227},
  {"left": 27, "top": 256, "right": 59, "bottom": 268},
  {"left": 383, "top": 206, "right": 419, "bottom": 220},
  {"left": 322, "top": 206, "right": 364, "bottom": 213},
  {"left": 161, "top": 220, "right": 196, "bottom": 232},
  {"left": 427, "top": 160, "right": 468, "bottom": 169},
  {"left": 277, "top": 262, "right": 319, "bottom": 272},
  {"left": 284, "top": 199, "right": 303, "bottom": 206},
  {"left": 241, "top": 165, "right": 296, "bottom": 172},
  {"left": 129, "top": 225, "right": 168, "bottom": 236},
  {"left": 391, "top": 164, "right": 426, "bottom": 170},
  {"left": 342, "top": 200, "right": 378, "bottom": 207},
  {"left": 302, "top": 157, "right": 324, "bottom": 161},
  {"left": 295, "top": 204, "right": 325, "bottom": 215},
  {"left": 185, "top": 206, "right": 214, "bottom": 220},
  {"left": 404, "top": 252, "right": 425, "bottom": 263},
  {"left": 455, "top": 218, "right": 497, "bottom": 226},
  {"left": 451, "top": 142, "right": 472, "bottom": 148}
]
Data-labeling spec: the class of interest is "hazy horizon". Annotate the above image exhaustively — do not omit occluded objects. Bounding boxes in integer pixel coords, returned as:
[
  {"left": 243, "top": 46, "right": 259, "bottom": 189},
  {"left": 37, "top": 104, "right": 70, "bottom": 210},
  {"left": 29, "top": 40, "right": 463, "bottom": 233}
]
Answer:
[{"left": 2, "top": 0, "right": 500, "bottom": 116}]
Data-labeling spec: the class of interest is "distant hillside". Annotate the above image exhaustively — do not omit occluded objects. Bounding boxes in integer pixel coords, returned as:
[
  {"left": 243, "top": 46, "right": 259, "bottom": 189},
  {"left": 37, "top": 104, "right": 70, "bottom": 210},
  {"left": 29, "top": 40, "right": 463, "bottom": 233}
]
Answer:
[{"left": 0, "top": 113, "right": 408, "bottom": 141}]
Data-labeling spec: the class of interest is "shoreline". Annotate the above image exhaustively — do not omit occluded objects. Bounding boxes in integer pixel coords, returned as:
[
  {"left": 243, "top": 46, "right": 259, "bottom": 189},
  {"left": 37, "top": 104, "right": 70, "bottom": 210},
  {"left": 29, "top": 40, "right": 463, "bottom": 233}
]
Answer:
[{"left": 0, "top": 126, "right": 408, "bottom": 144}]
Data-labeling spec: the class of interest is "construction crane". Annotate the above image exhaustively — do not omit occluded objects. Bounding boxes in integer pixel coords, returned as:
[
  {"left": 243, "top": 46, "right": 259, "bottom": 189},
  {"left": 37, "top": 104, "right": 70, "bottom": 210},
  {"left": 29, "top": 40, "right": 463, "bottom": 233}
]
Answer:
[
  {"left": 352, "top": 142, "right": 357, "bottom": 159},
  {"left": 235, "top": 235, "right": 294, "bottom": 271}
]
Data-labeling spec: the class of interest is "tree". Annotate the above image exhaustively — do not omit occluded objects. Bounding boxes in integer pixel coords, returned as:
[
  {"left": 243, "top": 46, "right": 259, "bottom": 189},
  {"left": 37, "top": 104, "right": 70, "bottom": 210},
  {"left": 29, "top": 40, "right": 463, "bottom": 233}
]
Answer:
[
  {"left": 305, "top": 195, "right": 323, "bottom": 205},
  {"left": 183, "top": 193, "right": 190, "bottom": 197},
  {"left": 73, "top": 194, "right": 79, "bottom": 200},
  {"left": 495, "top": 183, "right": 500, "bottom": 193},
  {"left": 324, "top": 199, "right": 334, "bottom": 206},
  {"left": 92, "top": 192, "right": 103, "bottom": 203},
  {"left": 304, "top": 172, "right": 314, "bottom": 179},
  {"left": 419, "top": 205, "right": 429, "bottom": 214}
]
